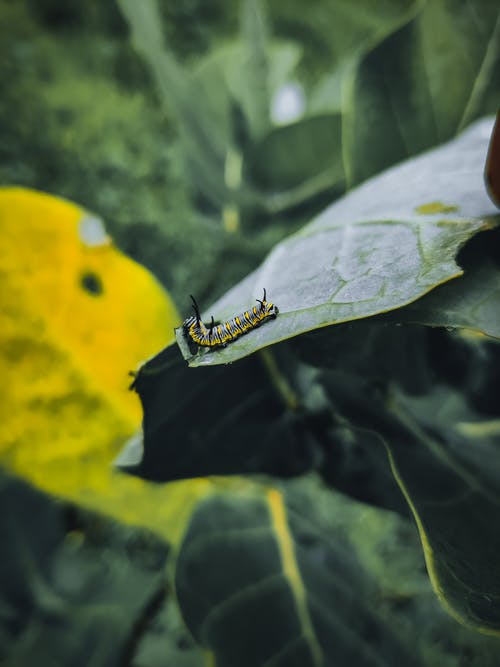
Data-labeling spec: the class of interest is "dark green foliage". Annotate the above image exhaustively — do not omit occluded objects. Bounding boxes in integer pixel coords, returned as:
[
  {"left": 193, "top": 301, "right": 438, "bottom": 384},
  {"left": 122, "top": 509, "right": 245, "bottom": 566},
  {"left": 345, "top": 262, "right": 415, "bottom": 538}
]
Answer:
[
  {"left": 0, "top": 472, "right": 202, "bottom": 667},
  {"left": 130, "top": 118, "right": 500, "bottom": 660},
  {"left": 344, "top": 0, "right": 500, "bottom": 185},
  {"left": 3, "top": 0, "right": 500, "bottom": 665},
  {"left": 176, "top": 493, "right": 421, "bottom": 666},
  {"left": 128, "top": 343, "right": 321, "bottom": 481}
]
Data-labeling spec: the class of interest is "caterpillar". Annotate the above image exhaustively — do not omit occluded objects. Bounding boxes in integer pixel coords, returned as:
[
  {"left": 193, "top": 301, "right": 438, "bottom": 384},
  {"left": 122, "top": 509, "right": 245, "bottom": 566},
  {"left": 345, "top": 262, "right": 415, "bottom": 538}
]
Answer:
[{"left": 183, "top": 289, "right": 279, "bottom": 351}]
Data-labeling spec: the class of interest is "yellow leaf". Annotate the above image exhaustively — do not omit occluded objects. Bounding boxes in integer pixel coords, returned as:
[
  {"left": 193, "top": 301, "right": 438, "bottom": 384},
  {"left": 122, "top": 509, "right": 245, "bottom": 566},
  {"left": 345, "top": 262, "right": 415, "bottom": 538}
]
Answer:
[{"left": 0, "top": 187, "right": 210, "bottom": 545}]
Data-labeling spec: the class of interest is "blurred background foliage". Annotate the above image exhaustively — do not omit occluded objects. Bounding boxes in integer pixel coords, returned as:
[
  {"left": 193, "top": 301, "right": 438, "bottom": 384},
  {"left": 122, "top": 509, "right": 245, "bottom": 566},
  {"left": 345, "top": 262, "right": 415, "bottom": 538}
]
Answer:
[
  {"left": 2, "top": 0, "right": 497, "bottom": 308},
  {"left": 1, "top": 0, "right": 500, "bottom": 665}
]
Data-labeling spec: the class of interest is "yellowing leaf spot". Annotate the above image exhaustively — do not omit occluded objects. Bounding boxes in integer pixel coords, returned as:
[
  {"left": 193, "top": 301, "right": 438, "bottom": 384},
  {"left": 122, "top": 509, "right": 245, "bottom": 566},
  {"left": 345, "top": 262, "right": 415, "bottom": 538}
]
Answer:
[
  {"left": 415, "top": 201, "right": 459, "bottom": 215},
  {"left": 223, "top": 203, "right": 240, "bottom": 233}
]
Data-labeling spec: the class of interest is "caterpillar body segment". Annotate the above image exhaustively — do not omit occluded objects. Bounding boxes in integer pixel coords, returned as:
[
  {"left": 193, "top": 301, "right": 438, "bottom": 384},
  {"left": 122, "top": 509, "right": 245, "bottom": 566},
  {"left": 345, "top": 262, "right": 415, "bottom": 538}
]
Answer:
[{"left": 183, "top": 289, "right": 279, "bottom": 351}]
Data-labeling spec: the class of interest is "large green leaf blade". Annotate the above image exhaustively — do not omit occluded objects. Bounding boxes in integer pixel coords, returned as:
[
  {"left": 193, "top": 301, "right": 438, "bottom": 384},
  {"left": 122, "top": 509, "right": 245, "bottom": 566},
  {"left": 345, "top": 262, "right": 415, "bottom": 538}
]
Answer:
[
  {"left": 175, "top": 485, "right": 422, "bottom": 667},
  {"left": 383, "top": 386, "right": 500, "bottom": 634},
  {"left": 180, "top": 118, "right": 498, "bottom": 367},
  {"left": 126, "top": 344, "right": 318, "bottom": 482},
  {"left": 318, "top": 365, "right": 500, "bottom": 634}
]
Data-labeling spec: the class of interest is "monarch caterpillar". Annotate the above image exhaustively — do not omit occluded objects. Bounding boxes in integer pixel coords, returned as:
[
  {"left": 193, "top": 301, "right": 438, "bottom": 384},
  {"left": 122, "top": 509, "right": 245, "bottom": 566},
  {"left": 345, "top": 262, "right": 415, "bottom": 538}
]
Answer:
[{"left": 183, "top": 289, "right": 279, "bottom": 351}]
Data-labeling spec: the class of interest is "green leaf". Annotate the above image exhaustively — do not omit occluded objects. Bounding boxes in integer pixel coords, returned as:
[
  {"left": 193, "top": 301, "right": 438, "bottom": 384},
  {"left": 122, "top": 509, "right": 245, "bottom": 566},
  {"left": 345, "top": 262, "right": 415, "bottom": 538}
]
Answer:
[
  {"left": 385, "top": 228, "right": 500, "bottom": 338},
  {"left": 131, "top": 596, "right": 205, "bottom": 667},
  {"left": 343, "top": 0, "right": 500, "bottom": 186},
  {"left": 245, "top": 114, "right": 345, "bottom": 213},
  {"left": 117, "top": 0, "right": 307, "bottom": 217},
  {"left": 117, "top": 0, "right": 231, "bottom": 209},
  {"left": 0, "top": 473, "right": 170, "bottom": 667},
  {"left": 381, "top": 385, "right": 500, "bottom": 635},
  {"left": 127, "top": 343, "right": 320, "bottom": 482},
  {"left": 272, "top": 0, "right": 420, "bottom": 102},
  {"left": 186, "top": 39, "right": 304, "bottom": 210},
  {"left": 175, "top": 483, "right": 422, "bottom": 667},
  {"left": 237, "top": 0, "right": 271, "bottom": 139},
  {"left": 315, "top": 360, "right": 500, "bottom": 635},
  {"left": 178, "top": 117, "right": 498, "bottom": 367}
]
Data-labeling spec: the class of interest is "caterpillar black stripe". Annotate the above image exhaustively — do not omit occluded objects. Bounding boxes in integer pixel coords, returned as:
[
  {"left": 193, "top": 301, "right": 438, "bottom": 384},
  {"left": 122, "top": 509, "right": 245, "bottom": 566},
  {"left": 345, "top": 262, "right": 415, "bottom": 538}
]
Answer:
[{"left": 183, "top": 289, "right": 279, "bottom": 350}]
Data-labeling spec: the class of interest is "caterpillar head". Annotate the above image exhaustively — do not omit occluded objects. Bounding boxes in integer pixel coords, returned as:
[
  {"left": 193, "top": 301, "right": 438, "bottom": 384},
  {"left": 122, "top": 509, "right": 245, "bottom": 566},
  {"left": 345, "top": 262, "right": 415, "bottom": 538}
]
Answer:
[
  {"left": 266, "top": 302, "right": 279, "bottom": 318},
  {"left": 257, "top": 289, "right": 279, "bottom": 319}
]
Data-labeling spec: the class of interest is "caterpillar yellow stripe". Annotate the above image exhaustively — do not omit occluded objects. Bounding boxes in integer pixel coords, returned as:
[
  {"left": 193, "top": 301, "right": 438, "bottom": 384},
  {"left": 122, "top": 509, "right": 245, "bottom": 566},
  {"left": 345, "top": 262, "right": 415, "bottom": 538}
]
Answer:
[{"left": 183, "top": 289, "right": 279, "bottom": 350}]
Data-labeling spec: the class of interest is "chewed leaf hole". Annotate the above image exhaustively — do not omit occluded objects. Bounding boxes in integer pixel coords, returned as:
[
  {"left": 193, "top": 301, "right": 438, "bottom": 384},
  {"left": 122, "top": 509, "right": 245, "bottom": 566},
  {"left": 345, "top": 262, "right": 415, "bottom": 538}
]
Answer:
[{"left": 80, "top": 271, "right": 104, "bottom": 296}]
